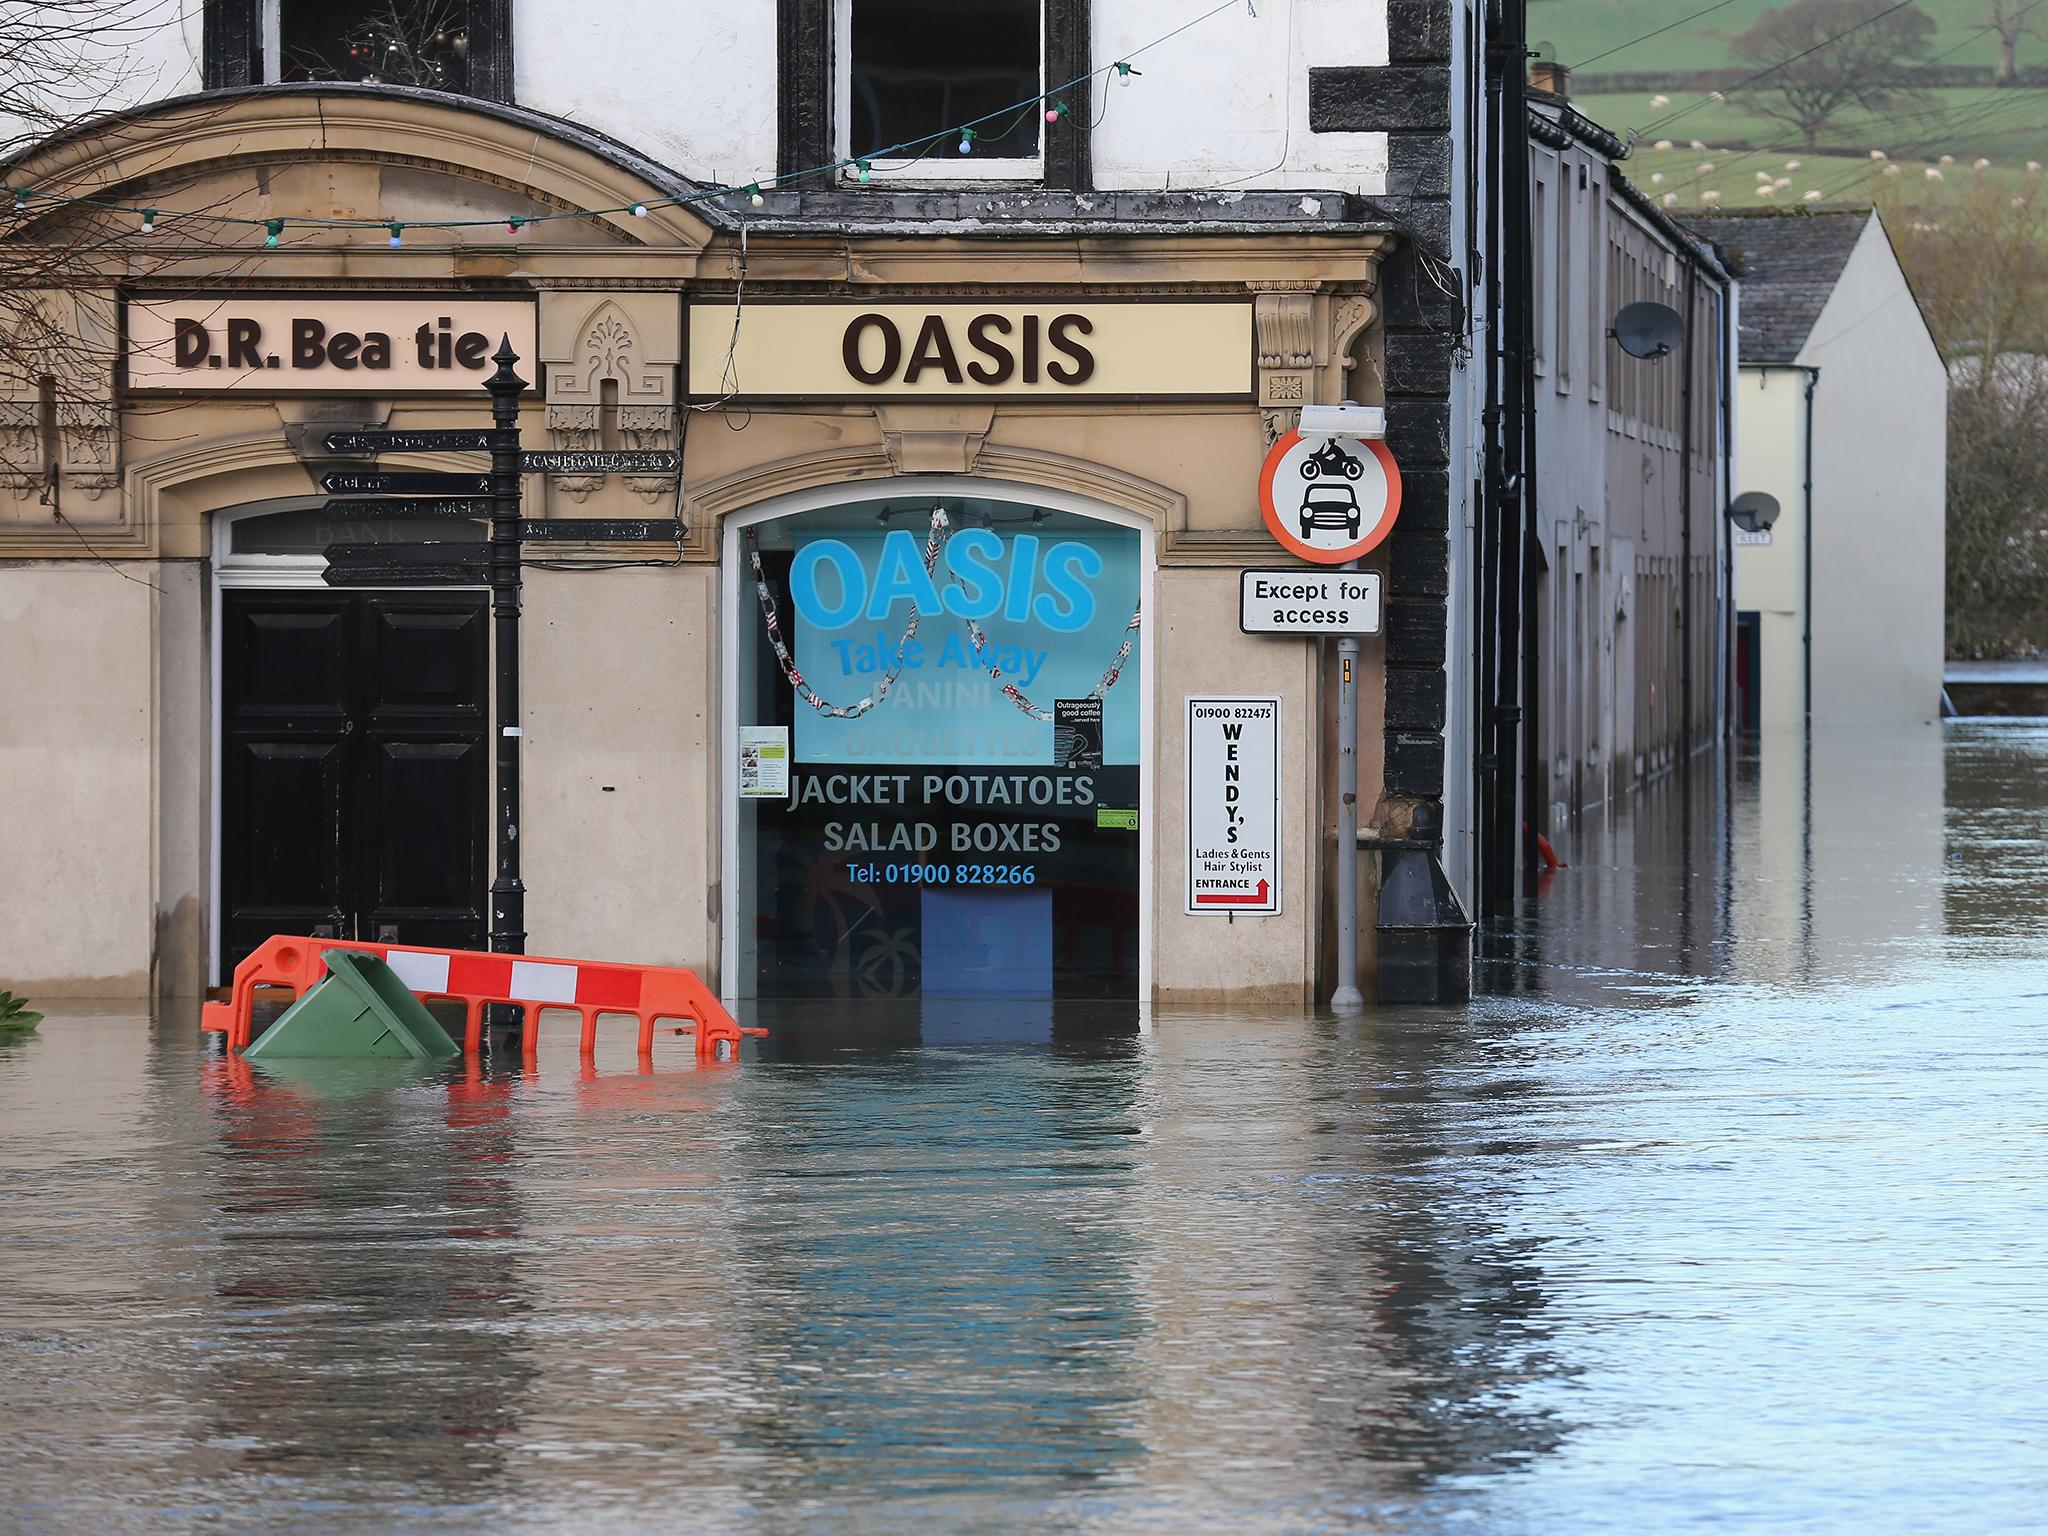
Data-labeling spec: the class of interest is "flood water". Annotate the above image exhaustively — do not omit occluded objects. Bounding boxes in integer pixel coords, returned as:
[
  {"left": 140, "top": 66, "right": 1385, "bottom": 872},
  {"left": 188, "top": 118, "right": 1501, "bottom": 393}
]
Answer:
[{"left": 3, "top": 721, "right": 2045, "bottom": 1534}]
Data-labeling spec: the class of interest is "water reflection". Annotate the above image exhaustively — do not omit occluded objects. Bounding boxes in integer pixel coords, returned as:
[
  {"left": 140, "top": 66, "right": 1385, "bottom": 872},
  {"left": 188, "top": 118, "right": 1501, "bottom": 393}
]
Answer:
[{"left": 2, "top": 722, "right": 2045, "bottom": 1531}]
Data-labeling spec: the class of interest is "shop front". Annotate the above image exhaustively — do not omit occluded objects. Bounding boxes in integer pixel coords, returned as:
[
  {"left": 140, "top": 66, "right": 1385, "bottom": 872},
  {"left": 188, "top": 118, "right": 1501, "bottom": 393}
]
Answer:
[
  {"left": 726, "top": 484, "right": 1148, "bottom": 1001},
  {"left": 0, "top": 86, "right": 1407, "bottom": 1010}
]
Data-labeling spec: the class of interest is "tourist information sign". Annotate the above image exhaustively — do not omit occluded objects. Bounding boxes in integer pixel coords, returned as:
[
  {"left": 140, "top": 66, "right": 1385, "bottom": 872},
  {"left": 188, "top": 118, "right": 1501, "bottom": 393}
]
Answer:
[
  {"left": 518, "top": 449, "right": 679, "bottom": 474},
  {"left": 320, "top": 496, "right": 490, "bottom": 518},
  {"left": 1184, "top": 695, "right": 1281, "bottom": 915},
  {"left": 322, "top": 541, "right": 491, "bottom": 586},
  {"left": 321, "top": 439, "right": 679, "bottom": 476},
  {"left": 324, "top": 428, "right": 496, "bottom": 454},
  {"left": 517, "top": 519, "right": 679, "bottom": 542},
  {"left": 323, "top": 469, "right": 492, "bottom": 496}
]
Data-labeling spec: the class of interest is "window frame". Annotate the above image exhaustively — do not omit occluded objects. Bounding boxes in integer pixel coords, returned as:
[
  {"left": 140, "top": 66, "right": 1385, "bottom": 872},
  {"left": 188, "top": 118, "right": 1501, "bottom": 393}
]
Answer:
[
  {"left": 203, "top": 0, "right": 514, "bottom": 102},
  {"left": 835, "top": 0, "right": 1043, "bottom": 184},
  {"left": 778, "top": 0, "right": 1090, "bottom": 190}
]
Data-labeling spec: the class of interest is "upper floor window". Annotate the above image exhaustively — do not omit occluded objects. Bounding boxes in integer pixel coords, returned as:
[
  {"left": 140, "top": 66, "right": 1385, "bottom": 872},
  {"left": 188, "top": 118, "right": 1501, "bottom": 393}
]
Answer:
[
  {"left": 778, "top": 0, "right": 1090, "bottom": 189},
  {"left": 842, "top": 0, "right": 1041, "bottom": 180},
  {"left": 205, "top": 0, "right": 512, "bottom": 101}
]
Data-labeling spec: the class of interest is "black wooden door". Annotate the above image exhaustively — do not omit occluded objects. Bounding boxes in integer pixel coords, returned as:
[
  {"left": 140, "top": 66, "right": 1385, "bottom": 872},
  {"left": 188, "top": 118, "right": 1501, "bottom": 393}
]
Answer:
[{"left": 221, "top": 590, "right": 488, "bottom": 975}]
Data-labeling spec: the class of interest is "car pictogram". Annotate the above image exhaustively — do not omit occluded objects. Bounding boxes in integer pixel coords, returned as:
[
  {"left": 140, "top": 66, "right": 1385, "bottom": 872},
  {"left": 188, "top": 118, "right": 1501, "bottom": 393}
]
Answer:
[{"left": 1299, "top": 481, "right": 1362, "bottom": 541}]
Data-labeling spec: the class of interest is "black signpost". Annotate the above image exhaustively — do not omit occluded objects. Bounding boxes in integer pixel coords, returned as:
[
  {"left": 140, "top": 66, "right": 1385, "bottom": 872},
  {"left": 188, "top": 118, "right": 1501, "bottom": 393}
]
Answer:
[
  {"left": 318, "top": 347, "right": 685, "bottom": 1003},
  {"left": 484, "top": 340, "right": 528, "bottom": 966}
]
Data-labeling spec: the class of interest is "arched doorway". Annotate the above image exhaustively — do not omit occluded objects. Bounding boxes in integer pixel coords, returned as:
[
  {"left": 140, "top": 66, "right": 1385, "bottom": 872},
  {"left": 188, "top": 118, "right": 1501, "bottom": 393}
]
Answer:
[
  {"left": 722, "top": 481, "right": 1154, "bottom": 1001},
  {"left": 210, "top": 501, "right": 490, "bottom": 981}
]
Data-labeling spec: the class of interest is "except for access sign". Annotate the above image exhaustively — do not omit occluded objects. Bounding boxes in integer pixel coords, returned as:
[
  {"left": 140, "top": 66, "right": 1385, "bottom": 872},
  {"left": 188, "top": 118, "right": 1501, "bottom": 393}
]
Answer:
[
  {"left": 1185, "top": 696, "right": 1281, "bottom": 916},
  {"left": 1239, "top": 569, "right": 1384, "bottom": 635}
]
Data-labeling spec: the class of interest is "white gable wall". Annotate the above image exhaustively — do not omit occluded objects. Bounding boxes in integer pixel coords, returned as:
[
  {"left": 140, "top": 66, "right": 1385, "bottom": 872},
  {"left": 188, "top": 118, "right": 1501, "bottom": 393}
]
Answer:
[{"left": 1800, "top": 215, "right": 1947, "bottom": 723}]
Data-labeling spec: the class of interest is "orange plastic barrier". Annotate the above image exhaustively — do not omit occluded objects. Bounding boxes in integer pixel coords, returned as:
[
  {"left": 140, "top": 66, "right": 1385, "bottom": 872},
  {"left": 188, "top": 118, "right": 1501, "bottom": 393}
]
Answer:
[{"left": 202, "top": 935, "right": 761, "bottom": 1064}]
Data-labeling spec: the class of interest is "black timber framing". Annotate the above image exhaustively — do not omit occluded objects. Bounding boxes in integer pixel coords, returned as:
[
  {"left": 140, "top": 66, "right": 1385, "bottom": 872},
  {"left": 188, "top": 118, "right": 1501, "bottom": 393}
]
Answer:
[
  {"left": 1309, "top": 0, "right": 1470, "bottom": 1000},
  {"left": 777, "top": 0, "right": 835, "bottom": 178},
  {"left": 1309, "top": 11, "right": 1457, "bottom": 810},
  {"left": 202, "top": 0, "right": 513, "bottom": 99},
  {"left": 779, "top": 0, "right": 1092, "bottom": 189}
]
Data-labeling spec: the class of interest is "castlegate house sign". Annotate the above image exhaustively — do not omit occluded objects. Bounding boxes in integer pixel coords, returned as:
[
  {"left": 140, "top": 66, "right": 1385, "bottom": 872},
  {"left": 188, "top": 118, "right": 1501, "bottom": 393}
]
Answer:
[
  {"left": 686, "top": 300, "right": 1253, "bottom": 400},
  {"left": 125, "top": 297, "right": 538, "bottom": 392}
]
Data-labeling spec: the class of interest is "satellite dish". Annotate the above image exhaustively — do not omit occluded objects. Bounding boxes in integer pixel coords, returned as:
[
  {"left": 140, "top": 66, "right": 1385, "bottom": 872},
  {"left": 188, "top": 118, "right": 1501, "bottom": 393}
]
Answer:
[
  {"left": 1612, "top": 300, "right": 1685, "bottom": 360},
  {"left": 1531, "top": 39, "right": 1558, "bottom": 63},
  {"left": 1728, "top": 491, "right": 1781, "bottom": 533}
]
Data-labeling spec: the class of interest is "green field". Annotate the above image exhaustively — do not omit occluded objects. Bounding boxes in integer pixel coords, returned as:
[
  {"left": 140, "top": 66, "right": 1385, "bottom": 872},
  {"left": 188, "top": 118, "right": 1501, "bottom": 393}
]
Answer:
[
  {"left": 1540, "top": 0, "right": 2048, "bottom": 209},
  {"left": 1576, "top": 85, "right": 2048, "bottom": 206},
  {"left": 1533, "top": 0, "right": 2033, "bottom": 78}
]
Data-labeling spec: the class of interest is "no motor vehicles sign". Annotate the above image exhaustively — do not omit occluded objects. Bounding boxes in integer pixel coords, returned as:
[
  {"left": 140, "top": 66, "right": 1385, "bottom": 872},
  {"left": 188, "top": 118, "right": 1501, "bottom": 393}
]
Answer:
[{"left": 1185, "top": 696, "right": 1281, "bottom": 915}]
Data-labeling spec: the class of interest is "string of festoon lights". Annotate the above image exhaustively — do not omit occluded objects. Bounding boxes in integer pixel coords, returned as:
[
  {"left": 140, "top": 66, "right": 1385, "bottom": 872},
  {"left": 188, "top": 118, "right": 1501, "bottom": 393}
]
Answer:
[{"left": 1, "top": 0, "right": 1256, "bottom": 247}]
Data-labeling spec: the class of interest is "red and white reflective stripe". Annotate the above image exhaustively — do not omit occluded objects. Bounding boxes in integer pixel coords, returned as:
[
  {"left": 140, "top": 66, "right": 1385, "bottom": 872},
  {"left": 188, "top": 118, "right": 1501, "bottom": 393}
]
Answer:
[{"left": 381, "top": 948, "right": 641, "bottom": 1009}]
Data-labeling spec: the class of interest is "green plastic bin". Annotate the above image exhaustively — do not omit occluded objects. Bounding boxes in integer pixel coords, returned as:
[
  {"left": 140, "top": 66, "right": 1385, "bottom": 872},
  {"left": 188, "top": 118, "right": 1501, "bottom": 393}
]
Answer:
[{"left": 243, "top": 949, "right": 462, "bottom": 1062}]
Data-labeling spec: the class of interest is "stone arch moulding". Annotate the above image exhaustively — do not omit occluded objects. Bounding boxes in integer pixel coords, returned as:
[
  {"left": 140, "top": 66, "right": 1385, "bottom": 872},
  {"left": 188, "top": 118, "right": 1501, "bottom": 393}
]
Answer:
[
  {"left": 116, "top": 431, "right": 492, "bottom": 561},
  {"left": 686, "top": 443, "right": 1187, "bottom": 548},
  {"left": 2, "top": 88, "right": 718, "bottom": 251}
]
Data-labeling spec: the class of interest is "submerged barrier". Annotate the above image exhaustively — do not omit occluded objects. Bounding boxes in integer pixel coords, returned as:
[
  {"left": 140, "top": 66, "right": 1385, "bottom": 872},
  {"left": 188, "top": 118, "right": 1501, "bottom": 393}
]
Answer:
[{"left": 203, "top": 935, "right": 759, "bottom": 1063}]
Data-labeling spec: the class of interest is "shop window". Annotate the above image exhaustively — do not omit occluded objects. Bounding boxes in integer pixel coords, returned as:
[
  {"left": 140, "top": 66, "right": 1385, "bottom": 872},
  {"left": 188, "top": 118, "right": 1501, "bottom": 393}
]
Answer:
[
  {"left": 203, "top": 0, "right": 513, "bottom": 101},
  {"left": 778, "top": 0, "right": 1090, "bottom": 187},
  {"left": 731, "top": 495, "right": 1143, "bottom": 1001}
]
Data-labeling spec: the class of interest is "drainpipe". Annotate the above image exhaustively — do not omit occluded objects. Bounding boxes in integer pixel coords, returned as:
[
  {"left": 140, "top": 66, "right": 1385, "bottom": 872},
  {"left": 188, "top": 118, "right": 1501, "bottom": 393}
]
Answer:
[
  {"left": 1800, "top": 366, "right": 1819, "bottom": 722},
  {"left": 1488, "top": 0, "right": 1532, "bottom": 916},
  {"left": 1679, "top": 259, "right": 1697, "bottom": 764}
]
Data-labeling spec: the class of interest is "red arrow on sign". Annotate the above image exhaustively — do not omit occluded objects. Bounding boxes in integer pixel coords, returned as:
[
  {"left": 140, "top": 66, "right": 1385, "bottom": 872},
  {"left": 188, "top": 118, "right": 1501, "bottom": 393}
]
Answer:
[{"left": 1194, "top": 879, "right": 1271, "bottom": 907}]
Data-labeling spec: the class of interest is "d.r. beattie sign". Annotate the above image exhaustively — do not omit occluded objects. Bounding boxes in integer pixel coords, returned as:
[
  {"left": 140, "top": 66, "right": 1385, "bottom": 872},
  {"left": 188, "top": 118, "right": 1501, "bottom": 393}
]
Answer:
[{"left": 125, "top": 298, "right": 537, "bottom": 393}]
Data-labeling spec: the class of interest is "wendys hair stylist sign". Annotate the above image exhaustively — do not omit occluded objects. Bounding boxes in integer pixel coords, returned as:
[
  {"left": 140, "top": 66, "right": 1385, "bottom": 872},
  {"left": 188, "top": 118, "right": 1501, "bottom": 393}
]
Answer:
[
  {"left": 125, "top": 297, "right": 537, "bottom": 392},
  {"left": 1185, "top": 695, "right": 1280, "bottom": 915}
]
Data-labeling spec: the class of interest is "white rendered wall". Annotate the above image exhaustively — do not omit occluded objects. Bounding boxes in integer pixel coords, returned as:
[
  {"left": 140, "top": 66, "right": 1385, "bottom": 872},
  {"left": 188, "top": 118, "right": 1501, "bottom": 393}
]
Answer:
[
  {"left": 11, "top": 3, "right": 1390, "bottom": 197},
  {"left": 1090, "top": 0, "right": 1388, "bottom": 191},
  {"left": 1733, "top": 366, "right": 1809, "bottom": 729},
  {"left": 514, "top": 2, "right": 779, "bottom": 186},
  {"left": 1801, "top": 219, "right": 1947, "bottom": 723},
  {"left": 0, "top": 566, "right": 160, "bottom": 994}
]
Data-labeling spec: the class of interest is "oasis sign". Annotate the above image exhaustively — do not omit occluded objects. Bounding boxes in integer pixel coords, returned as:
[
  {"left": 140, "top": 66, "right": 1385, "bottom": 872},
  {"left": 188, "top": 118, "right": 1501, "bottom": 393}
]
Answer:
[
  {"left": 688, "top": 300, "right": 1251, "bottom": 399},
  {"left": 126, "top": 298, "right": 537, "bottom": 393},
  {"left": 791, "top": 527, "right": 1100, "bottom": 633}
]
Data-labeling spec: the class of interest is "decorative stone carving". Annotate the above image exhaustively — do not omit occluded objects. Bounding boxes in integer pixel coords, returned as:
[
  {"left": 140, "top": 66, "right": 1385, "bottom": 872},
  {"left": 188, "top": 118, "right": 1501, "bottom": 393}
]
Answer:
[
  {"left": 0, "top": 291, "right": 121, "bottom": 505},
  {"left": 538, "top": 291, "right": 682, "bottom": 507},
  {"left": 1332, "top": 292, "right": 1377, "bottom": 385},
  {"left": 1252, "top": 286, "right": 1318, "bottom": 441},
  {"left": 875, "top": 404, "right": 994, "bottom": 476},
  {"left": 1254, "top": 289, "right": 1315, "bottom": 369}
]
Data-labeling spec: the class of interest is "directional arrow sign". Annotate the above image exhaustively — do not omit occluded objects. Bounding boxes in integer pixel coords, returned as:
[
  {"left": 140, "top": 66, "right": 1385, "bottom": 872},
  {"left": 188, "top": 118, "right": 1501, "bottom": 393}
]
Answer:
[
  {"left": 323, "top": 428, "right": 496, "bottom": 454},
  {"left": 322, "top": 470, "right": 493, "bottom": 496},
  {"left": 517, "top": 518, "right": 680, "bottom": 542},
  {"left": 322, "top": 541, "right": 491, "bottom": 587},
  {"left": 520, "top": 449, "right": 680, "bottom": 475},
  {"left": 321, "top": 497, "right": 490, "bottom": 518}
]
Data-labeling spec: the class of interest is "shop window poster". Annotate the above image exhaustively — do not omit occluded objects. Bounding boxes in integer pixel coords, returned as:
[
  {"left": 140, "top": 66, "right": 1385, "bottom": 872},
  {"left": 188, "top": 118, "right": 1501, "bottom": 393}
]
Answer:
[
  {"left": 788, "top": 526, "right": 1142, "bottom": 766},
  {"left": 738, "top": 725, "right": 791, "bottom": 799}
]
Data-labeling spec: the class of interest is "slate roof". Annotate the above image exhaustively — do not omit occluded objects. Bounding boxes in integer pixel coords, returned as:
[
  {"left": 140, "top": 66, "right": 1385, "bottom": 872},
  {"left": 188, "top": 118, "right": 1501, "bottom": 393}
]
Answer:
[{"left": 1683, "top": 209, "right": 1871, "bottom": 363}]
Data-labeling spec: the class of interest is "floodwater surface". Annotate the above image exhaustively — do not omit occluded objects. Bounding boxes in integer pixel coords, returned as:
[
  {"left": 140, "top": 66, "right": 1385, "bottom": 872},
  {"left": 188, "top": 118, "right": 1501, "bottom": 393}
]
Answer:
[{"left": 2, "top": 721, "right": 2045, "bottom": 1533}]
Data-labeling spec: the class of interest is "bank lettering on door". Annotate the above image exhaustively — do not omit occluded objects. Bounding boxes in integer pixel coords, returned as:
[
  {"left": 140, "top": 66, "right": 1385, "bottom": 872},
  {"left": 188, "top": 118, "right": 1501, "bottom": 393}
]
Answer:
[{"left": 1184, "top": 695, "right": 1280, "bottom": 915}]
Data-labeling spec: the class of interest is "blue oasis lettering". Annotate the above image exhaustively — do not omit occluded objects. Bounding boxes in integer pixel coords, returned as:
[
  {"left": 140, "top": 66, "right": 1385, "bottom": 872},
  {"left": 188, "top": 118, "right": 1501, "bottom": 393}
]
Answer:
[{"left": 789, "top": 528, "right": 1101, "bottom": 633}]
